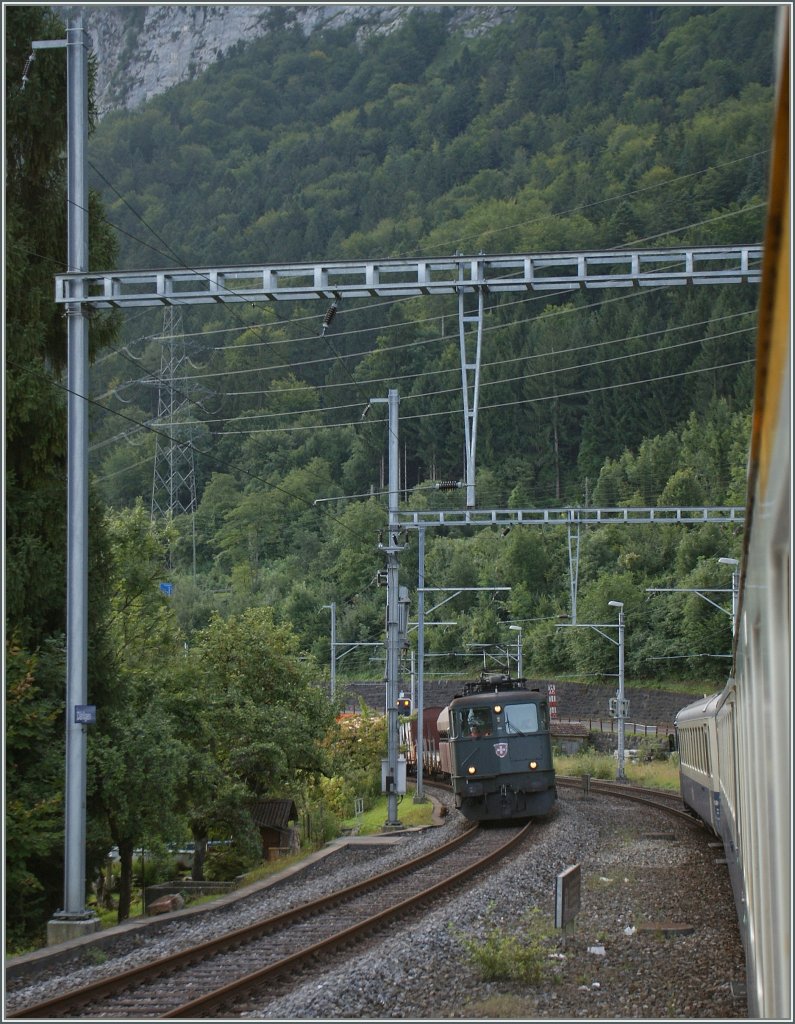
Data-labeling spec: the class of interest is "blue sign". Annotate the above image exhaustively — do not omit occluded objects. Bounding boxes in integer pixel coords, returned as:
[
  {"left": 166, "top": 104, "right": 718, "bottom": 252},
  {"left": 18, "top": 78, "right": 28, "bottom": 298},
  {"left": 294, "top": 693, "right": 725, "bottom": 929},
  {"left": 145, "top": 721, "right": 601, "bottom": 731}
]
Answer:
[
  {"left": 75, "top": 705, "right": 97, "bottom": 725},
  {"left": 159, "top": 582, "right": 174, "bottom": 596}
]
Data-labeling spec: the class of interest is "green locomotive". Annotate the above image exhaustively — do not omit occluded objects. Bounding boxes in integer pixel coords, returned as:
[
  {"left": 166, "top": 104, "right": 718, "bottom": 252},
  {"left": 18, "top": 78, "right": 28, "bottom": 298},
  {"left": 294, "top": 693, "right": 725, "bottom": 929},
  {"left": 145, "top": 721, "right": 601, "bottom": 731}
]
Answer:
[{"left": 437, "top": 673, "right": 557, "bottom": 821}]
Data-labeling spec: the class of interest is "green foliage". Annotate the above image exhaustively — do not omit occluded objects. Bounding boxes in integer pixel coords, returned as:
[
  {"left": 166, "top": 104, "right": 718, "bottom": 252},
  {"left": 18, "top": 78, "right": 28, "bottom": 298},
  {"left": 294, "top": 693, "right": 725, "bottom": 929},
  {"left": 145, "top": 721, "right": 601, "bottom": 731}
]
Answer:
[
  {"left": 4, "top": 640, "right": 65, "bottom": 941},
  {"left": 190, "top": 606, "right": 335, "bottom": 803},
  {"left": 7, "top": 6, "right": 772, "bottom": 947},
  {"left": 133, "top": 843, "right": 177, "bottom": 887},
  {"left": 5, "top": 6, "right": 122, "bottom": 945},
  {"left": 204, "top": 842, "right": 260, "bottom": 882},
  {"left": 323, "top": 706, "right": 387, "bottom": 803},
  {"left": 86, "top": 13, "right": 767, "bottom": 680},
  {"left": 6, "top": 6, "right": 119, "bottom": 650},
  {"left": 556, "top": 749, "right": 618, "bottom": 780},
  {"left": 451, "top": 905, "right": 555, "bottom": 985}
]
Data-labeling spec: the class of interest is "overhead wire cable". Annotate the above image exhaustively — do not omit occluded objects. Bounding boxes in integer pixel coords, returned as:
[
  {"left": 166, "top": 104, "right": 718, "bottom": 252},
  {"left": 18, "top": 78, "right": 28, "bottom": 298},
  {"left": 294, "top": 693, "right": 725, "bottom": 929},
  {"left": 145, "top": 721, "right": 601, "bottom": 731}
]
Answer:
[
  {"left": 171, "top": 323, "right": 755, "bottom": 427},
  {"left": 7, "top": 357, "right": 388, "bottom": 545},
  {"left": 207, "top": 356, "right": 754, "bottom": 435},
  {"left": 87, "top": 158, "right": 763, "bottom": 499},
  {"left": 221, "top": 308, "right": 756, "bottom": 401},
  {"left": 89, "top": 160, "right": 396, "bottom": 464}
]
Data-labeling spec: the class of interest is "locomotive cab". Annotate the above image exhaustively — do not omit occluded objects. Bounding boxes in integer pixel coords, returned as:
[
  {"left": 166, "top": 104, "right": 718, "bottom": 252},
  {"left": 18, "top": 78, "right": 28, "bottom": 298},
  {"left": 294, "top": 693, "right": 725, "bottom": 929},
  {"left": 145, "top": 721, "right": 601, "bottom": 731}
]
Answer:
[{"left": 441, "top": 675, "right": 556, "bottom": 821}]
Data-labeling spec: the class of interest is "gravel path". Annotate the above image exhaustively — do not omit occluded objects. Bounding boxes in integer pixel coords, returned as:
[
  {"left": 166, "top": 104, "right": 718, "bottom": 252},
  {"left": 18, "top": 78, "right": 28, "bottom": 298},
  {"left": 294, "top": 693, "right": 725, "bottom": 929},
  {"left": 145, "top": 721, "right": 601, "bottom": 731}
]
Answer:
[{"left": 5, "top": 788, "right": 747, "bottom": 1019}]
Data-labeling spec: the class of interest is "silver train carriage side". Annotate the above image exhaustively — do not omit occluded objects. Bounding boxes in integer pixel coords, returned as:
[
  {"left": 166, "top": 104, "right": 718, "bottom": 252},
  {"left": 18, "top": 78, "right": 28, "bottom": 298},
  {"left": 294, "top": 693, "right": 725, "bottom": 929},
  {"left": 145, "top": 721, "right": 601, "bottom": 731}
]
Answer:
[
  {"left": 675, "top": 14, "right": 790, "bottom": 1018},
  {"left": 436, "top": 673, "right": 557, "bottom": 822}
]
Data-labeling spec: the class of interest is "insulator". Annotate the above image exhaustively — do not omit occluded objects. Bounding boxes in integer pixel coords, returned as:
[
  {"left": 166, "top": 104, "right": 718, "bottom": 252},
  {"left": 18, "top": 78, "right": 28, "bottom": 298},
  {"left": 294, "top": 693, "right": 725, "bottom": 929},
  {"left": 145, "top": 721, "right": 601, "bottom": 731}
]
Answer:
[
  {"left": 21, "top": 53, "right": 35, "bottom": 90},
  {"left": 322, "top": 303, "right": 337, "bottom": 327},
  {"left": 436, "top": 480, "right": 460, "bottom": 491}
]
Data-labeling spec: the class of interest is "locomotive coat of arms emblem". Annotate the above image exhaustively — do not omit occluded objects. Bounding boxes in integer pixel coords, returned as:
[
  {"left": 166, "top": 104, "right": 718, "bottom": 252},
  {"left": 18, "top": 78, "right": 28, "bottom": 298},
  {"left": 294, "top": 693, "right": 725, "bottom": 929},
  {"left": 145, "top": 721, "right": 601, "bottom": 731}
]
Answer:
[{"left": 493, "top": 742, "right": 509, "bottom": 758}]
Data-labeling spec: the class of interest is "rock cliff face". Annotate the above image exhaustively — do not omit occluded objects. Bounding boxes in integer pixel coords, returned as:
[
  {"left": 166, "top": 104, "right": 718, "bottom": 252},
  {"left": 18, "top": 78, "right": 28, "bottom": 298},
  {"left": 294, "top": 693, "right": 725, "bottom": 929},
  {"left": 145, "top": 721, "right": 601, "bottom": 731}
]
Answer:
[{"left": 80, "top": 4, "right": 515, "bottom": 117}]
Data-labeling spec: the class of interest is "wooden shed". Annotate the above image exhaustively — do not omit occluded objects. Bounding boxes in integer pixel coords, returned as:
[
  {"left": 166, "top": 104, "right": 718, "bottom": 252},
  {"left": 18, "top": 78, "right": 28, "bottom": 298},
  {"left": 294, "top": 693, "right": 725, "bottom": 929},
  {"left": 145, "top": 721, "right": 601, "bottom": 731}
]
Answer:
[{"left": 249, "top": 798, "right": 299, "bottom": 861}]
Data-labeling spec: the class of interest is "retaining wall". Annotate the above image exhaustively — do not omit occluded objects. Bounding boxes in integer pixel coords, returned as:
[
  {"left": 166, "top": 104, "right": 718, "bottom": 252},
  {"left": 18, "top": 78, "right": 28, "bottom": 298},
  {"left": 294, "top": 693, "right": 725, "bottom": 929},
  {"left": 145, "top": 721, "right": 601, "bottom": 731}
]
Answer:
[{"left": 335, "top": 678, "right": 703, "bottom": 730}]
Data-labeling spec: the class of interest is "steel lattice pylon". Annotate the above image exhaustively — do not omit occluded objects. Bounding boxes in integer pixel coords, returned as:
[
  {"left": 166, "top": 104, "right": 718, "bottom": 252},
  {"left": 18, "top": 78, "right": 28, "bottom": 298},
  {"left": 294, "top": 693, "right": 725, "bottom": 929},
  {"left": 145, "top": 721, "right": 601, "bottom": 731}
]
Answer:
[{"left": 150, "top": 307, "right": 197, "bottom": 522}]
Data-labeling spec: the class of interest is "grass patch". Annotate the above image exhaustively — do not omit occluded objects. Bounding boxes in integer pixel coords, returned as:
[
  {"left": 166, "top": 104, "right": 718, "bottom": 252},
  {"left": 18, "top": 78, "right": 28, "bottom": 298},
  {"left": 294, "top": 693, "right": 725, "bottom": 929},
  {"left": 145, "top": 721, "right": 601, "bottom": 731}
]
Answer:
[
  {"left": 460, "top": 995, "right": 536, "bottom": 1017},
  {"left": 239, "top": 849, "right": 311, "bottom": 885},
  {"left": 341, "top": 792, "right": 435, "bottom": 835},
  {"left": 554, "top": 751, "right": 680, "bottom": 790},
  {"left": 623, "top": 758, "right": 680, "bottom": 790},
  {"left": 83, "top": 945, "right": 109, "bottom": 965}
]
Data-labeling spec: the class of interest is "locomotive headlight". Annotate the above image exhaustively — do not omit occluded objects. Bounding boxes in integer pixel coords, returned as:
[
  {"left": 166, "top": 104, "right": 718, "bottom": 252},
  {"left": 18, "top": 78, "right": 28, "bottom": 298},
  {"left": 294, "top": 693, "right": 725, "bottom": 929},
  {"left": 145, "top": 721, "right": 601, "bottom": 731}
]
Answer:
[
  {"left": 529, "top": 761, "right": 538, "bottom": 770},
  {"left": 493, "top": 704, "right": 502, "bottom": 714},
  {"left": 467, "top": 765, "right": 477, "bottom": 775}
]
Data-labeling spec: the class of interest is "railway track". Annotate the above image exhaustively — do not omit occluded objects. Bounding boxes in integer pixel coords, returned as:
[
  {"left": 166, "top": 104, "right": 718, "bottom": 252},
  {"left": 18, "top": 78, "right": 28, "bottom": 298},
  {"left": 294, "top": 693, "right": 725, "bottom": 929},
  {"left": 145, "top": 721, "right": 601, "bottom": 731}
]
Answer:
[
  {"left": 9, "top": 819, "right": 531, "bottom": 1020},
  {"left": 426, "top": 774, "right": 692, "bottom": 821},
  {"left": 556, "top": 775, "right": 698, "bottom": 822}
]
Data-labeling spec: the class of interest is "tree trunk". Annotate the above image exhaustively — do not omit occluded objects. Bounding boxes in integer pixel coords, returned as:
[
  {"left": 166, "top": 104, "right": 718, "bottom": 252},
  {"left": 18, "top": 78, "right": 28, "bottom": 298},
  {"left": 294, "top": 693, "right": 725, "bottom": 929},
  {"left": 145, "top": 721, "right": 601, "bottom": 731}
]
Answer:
[
  {"left": 191, "top": 834, "right": 208, "bottom": 882},
  {"left": 116, "top": 838, "right": 134, "bottom": 923}
]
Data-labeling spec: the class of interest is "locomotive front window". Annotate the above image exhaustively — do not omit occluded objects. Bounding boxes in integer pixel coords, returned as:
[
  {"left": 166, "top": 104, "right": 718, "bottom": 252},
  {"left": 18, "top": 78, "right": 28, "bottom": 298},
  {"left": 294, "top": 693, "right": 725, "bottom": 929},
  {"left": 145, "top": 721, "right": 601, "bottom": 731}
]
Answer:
[
  {"left": 504, "top": 703, "right": 539, "bottom": 735},
  {"left": 457, "top": 708, "right": 493, "bottom": 737}
]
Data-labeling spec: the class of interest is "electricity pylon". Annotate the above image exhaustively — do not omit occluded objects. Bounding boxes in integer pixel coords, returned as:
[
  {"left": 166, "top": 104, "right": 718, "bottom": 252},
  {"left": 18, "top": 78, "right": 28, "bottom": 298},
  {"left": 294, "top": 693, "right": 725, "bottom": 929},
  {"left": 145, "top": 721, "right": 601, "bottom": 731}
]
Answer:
[{"left": 149, "top": 308, "right": 198, "bottom": 567}]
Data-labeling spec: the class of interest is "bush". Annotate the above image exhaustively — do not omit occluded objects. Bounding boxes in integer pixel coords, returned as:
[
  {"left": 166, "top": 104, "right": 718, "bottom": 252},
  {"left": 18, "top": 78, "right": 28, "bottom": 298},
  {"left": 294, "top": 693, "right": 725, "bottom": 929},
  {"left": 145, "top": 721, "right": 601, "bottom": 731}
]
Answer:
[
  {"left": 451, "top": 906, "right": 554, "bottom": 985},
  {"left": 304, "top": 801, "right": 342, "bottom": 845},
  {"left": 636, "top": 735, "right": 669, "bottom": 762},
  {"left": 204, "top": 845, "right": 258, "bottom": 881},
  {"left": 565, "top": 749, "right": 616, "bottom": 779},
  {"left": 133, "top": 844, "right": 175, "bottom": 886}
]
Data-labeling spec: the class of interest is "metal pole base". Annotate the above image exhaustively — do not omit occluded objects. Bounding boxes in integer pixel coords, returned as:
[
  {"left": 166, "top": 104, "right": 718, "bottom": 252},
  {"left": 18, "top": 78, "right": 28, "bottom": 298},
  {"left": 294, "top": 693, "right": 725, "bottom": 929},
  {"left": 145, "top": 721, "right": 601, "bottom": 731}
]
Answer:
[{"left": 47, "top": 910, "right": 100, "bottom": 946}]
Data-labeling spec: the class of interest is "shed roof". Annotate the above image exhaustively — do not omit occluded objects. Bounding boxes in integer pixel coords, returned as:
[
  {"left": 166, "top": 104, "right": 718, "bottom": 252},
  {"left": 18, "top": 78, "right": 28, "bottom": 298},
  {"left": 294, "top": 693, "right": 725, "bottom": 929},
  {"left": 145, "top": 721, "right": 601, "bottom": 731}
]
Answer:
[{"left": 249, "top": 798, "right": 298, "bottom": 831}]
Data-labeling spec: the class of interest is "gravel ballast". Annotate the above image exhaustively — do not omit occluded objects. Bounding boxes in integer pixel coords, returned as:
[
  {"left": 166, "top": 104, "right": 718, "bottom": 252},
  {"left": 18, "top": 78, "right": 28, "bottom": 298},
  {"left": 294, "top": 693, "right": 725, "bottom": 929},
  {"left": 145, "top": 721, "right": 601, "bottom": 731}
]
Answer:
[{"left": 5, "top": 789, "right": 747, "bottom": 1019}]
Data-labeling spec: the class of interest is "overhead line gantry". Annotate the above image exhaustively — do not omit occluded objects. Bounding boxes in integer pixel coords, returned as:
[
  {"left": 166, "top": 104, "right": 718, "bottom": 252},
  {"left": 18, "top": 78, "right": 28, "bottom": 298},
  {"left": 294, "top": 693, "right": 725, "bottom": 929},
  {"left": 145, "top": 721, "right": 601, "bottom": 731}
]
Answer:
[
  {"left": 55, "top": 246, "right": 762, "bottom": 307},
  {"left": 61, "top": 245, "right": 761, "bottom": 508}
]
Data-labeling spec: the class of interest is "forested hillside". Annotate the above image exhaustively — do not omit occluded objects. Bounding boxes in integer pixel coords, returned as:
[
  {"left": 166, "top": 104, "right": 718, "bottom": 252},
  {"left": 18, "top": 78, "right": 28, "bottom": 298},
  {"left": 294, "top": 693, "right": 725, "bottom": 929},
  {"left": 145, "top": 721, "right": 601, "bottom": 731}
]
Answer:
[
  {"left": 85, "top": 4, "right": 773, "bottom": 679},
  {"left": 5, "top": 4, "right": 777, "bottom": 948}
]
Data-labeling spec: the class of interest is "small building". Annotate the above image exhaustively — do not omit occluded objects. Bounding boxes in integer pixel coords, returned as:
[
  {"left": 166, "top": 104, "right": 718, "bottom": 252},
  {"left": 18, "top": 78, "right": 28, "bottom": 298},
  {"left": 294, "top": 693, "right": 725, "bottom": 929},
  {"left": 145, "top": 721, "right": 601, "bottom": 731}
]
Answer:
[
  {"left": 551, "top": 720, "right": 590, "bottom": 755},
  {"left": 249, "top": 798, "right": 299, "bottom": 861}
]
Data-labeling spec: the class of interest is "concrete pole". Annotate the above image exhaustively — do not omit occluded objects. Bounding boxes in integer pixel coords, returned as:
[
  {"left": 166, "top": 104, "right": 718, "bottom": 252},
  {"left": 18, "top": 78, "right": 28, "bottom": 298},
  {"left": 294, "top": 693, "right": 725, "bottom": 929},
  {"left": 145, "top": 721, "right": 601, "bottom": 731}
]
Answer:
[
  {"left": 377, "top": 389, "right": 402, "bottom": 827},
  {"left": 48, "top": 12, "right": 99, "bottom": 942},
  {"left": 414, "top": 526, "right": 426, "bottom": 803},
  {"left": 509, "top": 625, "right": 523, "bottom": 678},
  {"left": 615, "top": 606, "right": 626, "bottom": 781},
  {"left": 65, "top": 10, "right": 91, "bottom": 920},
  {"left": 323, "top": 603, "right": 337, "bottom": 698}
]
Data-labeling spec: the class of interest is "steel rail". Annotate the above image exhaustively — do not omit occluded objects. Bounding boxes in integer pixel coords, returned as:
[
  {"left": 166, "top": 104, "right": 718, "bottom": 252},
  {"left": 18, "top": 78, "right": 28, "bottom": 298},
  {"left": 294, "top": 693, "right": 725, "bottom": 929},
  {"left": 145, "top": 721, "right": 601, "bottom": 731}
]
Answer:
[
  {"left": 556, "top": 775, "right": 699, "bottom": 824},
  {"left": 166, "top": 820, "right": 532, "bottom": 1018},
  {"left": 8, "top": 820, "right": 532, "bottom": 1020}
]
